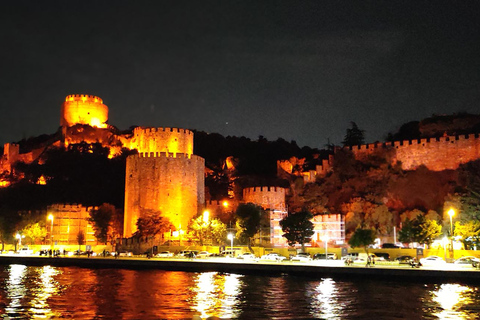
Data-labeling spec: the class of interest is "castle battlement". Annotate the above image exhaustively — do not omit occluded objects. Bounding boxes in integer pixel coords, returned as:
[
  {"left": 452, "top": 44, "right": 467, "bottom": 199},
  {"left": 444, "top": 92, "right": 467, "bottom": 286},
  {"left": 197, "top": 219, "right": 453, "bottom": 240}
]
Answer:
[
  {"left": 130, "top": 126, "right": 194, "bottom": 155},
  {"left": 134, "top": 127, "right": 193, "bottom": 135},
  {"left": 133, "top": 152, "right": 196, "bottom": 159},
  {"left": 65, "top": 94, "right": 103, "bottom": 104},
  {"left": 243, "top": 186, "right": 286, "bottom": 194},
  {"left": 345, "top": 133, "right": 480, "bottom": 171}
]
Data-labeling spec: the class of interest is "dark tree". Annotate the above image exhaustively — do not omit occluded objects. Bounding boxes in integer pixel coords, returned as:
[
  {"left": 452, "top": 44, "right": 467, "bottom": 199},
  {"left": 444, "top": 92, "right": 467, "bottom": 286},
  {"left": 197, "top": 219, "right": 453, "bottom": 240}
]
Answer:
[
  {"left": 88, "top": 203, "right": 116, "bottom": 244},
  {"left": 235, "top": 203, "right": 264, "bottom": 252},
  {"left": 398, "top": 215, "right": 442, "bottom": 247},
  {"left": 77, "top": 231, "right": 85, "bottom": 251},
  {"left": 342, "top": 122, "right": 365, "bottom": 146},
  {"left": 348, "top": 228, "right": 376, "bottom": 254},
  {"left": 134, "top": 210, "right": 174, "bottom": 240},
  {"left": 280, "top": 210, "right": 314, "bottom": 252}
]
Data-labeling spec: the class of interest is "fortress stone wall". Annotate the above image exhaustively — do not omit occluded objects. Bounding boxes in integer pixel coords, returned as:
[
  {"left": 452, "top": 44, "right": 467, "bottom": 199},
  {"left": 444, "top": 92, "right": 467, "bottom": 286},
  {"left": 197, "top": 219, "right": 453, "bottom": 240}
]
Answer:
[
  {"left": 61, "top": 94, "right": 108, "bottom": 128},
  {"left": 124, "top": 127, "right": 204, "bottom": 237},
  {"left": 346, "top": 133, "right": 480, "bottom": 171},
  {"left": 243, "top": 186, "right": 286, "bottom": 211}
]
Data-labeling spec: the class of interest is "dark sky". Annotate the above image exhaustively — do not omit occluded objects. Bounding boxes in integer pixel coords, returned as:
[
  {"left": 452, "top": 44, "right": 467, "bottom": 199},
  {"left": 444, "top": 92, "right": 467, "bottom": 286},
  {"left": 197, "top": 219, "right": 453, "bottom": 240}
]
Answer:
[{"left": 1, "top": 1, "right": 479, "bottom": 148}]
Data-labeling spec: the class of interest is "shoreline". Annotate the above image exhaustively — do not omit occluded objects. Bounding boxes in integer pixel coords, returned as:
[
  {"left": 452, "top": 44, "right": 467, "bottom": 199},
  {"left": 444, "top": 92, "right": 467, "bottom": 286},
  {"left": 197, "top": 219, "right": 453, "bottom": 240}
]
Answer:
[{"left": 2, "top": 255, "right": 480, "bottom": 284}]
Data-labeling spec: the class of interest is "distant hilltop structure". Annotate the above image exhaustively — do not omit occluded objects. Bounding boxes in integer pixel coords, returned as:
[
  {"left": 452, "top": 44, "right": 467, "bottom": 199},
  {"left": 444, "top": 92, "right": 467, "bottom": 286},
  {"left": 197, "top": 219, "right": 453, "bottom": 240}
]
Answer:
[{"left": 61, "top": 94, "right": 109, "bottom": 128}]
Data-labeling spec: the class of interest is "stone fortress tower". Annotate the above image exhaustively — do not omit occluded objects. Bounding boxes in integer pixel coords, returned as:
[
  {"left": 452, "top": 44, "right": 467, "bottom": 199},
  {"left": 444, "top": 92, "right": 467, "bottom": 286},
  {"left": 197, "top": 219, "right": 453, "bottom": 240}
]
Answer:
[
  {"left": 124, "top": 127, "right": 205, "bottom": 237},
  {"left": 243, "top": 186, "right": 288, "bottom": 246},
  {"left": 60, "top": 94, "right": 109, "bottom": 128}
]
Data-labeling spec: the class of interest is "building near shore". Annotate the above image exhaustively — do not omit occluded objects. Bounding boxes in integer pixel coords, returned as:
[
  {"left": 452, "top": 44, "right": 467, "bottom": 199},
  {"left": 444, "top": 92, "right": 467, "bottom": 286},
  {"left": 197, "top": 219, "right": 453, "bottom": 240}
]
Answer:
[{"left": 46, "top": 204, "right": 98, "bottom": 246}]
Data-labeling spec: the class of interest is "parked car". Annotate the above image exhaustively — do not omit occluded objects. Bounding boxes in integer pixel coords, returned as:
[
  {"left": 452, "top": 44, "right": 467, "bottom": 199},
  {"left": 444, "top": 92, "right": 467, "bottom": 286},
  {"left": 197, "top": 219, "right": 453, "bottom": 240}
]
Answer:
[
  {"left": 260, "top": 253, "right": 286, "bottom": 261},
  {"left": 17, "top": 247, "right": 33, "bottom": 255},
  {"left": 314, "top": 253, "right": 337, "bottom": 260},
  {"left": 374, "top": 252, "right": 390, "bottom": 261},
  {"left": 117, "top": 251, "right": 133, "bottom": 257},
  {"left": 420, "top": 256, "right": 446, "bottom": 266},
  {"left": 381, "top": 243, "right": 399, "bottom": 249},
  {"left": 237, "top": 252, "right": 257, "bottom": 260},
  {"left": 291, "top": 253, "right": 312, "bottom": 262},
  {"left": 196, "top": 251, "right": 211, "bottom": 258},
  {"left": 156, "top": 251, "right": 174, "bottom": 258},
  {"left": 395, "top": 255, "right": 414, "bottom": 264},
  {"left": 454, "top": 256, "right": 480, "bottom": 266},
  {"left": 220, "top": 250, "right": 237, "bottom": 258}
]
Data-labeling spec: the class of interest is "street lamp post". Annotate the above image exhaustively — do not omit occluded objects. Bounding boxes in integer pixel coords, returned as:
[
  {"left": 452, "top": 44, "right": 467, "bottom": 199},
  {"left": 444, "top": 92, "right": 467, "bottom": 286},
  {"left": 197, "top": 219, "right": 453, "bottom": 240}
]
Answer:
[
  {"left": 48, "top": 214, "right": 54, "bottom": 255},
  {"left": 321, "top": 235, "right": 329, "bottom": 259},
  {"left": 227, "top": 233, "right": 234, "bottom": 252},
  {"left": 448, "top": 208, "right": 455, "bottom": 260}
]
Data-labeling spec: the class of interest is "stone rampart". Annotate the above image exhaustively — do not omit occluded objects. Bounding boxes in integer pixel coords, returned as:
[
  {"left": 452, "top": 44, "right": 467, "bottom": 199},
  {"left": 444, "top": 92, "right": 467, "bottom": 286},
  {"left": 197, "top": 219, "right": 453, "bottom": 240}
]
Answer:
[
  {"left": 243, "top": 186, "right": 286, "bottom": 211},
  {"left": 346, "top": 133, "right": 480, "bottom": 171}
]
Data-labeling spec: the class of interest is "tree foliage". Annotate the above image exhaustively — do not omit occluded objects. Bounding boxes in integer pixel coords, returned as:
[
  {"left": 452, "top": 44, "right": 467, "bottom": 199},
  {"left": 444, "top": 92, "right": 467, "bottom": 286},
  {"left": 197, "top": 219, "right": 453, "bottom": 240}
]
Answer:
[
  {"left": 348, "top": 228, "right": 376, "bottom": 253},
  {"left": 135, "top": 210, "right": 174, "bottom": 240},
  {"left": 190, "top": 215, "right": 227, "bottom": 245},
  {"left": 88, "top": 203, "right": 123, "bottom": 245},
  {"left": 399, "top": 215, "right": 442, "bottom": 246},
  {"left": 342, "top": 122, "right": 365, "bottom": 147},
  {"left": 21, "top": 222, "right": 47, "bottom": 245},
  {"left": 235, "top": 203, "right": 265, "bottom": 251},
  {"left": 454, "top": 220, "right": 480, "bottom": 250},
  {"left": 280, "top": 210, "right": 314, "bottom": 252}
]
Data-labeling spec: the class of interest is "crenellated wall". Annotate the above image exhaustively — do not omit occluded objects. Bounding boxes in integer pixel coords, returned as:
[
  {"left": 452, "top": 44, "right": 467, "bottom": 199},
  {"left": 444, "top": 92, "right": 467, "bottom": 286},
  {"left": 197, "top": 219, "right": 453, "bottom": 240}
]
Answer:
[
  {"left": 346, "top": 133, "right": 480, "bottom": 171},
  {"left": 61, "top": 94, "right": 108, "bottom": 128},
  {"left": 243, "top": 186, "right": 286, "bottom": 211},
  {"left": 128, "top": 127, "right": 194, "bottom": 156},
  {"left": 124, "top": 150, "right": 205, "bottom": 238}
]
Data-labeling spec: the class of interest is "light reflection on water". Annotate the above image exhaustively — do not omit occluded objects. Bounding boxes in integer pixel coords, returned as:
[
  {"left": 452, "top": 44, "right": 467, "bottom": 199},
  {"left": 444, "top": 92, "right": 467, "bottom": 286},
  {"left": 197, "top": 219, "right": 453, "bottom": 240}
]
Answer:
[{"left": 0, "top": 265, "right": 480, "bottom": 319}]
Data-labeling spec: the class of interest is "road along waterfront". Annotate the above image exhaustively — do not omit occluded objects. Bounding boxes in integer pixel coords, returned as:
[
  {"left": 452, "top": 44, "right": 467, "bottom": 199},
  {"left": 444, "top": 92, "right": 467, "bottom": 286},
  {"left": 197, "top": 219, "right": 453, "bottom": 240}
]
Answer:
[{"left": 1, "top": 260, "right": 480, "bottom": 319}]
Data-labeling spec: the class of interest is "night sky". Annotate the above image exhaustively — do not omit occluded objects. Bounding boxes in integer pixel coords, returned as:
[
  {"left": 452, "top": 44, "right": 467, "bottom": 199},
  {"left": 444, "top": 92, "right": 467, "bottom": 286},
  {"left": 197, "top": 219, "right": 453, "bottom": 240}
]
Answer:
[{"left": 1, "top": 1, "right": 479, "bottom": 149}]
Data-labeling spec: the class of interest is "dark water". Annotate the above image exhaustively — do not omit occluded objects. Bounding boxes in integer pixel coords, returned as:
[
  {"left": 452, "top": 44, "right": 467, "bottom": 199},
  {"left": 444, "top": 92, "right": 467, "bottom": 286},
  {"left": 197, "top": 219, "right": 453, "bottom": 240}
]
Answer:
[{"left": 1, "top": 264, "right": 480, "bottom": 319}]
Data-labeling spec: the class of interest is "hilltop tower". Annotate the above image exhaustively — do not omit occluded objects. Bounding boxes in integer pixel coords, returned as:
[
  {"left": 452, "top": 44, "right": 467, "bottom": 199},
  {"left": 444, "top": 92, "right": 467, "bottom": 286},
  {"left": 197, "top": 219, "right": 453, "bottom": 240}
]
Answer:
[
  {"left": 124, "top": 127, "right": 205, "bottom": 237},
  {"left": 61, "top": 94, "right": 109, "bottom": 128}
]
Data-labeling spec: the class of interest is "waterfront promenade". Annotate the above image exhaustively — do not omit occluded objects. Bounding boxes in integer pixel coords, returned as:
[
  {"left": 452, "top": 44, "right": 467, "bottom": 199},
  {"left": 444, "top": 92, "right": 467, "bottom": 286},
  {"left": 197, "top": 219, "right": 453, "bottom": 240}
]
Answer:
[{"left": 1, "top": 255, "right": 480, "bottom": 284}]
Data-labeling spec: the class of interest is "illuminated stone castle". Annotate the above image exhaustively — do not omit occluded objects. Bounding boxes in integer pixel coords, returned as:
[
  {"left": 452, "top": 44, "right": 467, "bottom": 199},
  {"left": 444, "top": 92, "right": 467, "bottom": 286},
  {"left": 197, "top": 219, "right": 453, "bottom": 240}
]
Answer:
[
  {"left": 61, "top": 94, "right": 108, "bottom": 128},
  {"left": 124, "top": 127, "right": 205, "bottom": 237}
]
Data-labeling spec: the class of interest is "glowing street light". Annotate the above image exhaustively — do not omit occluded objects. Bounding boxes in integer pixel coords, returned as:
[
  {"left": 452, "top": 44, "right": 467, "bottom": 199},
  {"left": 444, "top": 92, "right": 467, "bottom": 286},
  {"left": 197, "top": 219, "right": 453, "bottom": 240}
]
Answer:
[
  {"left": 203, "top": 210, "right": 209, "bottom": 224},
  {"left": 15, "top": 233, "right": 24, "bottom": 251},
  {"left": 448, "top": 208, "right": 455, "bottom": 236},
  {"left": 48, "top": 214, "right": 54, "bottom": 254},
  {"left": 448, "top": 208, "right": 455, "bottom": 260},
  {"left": 227, "top": 233, "right": 234, "bottom": 252}
]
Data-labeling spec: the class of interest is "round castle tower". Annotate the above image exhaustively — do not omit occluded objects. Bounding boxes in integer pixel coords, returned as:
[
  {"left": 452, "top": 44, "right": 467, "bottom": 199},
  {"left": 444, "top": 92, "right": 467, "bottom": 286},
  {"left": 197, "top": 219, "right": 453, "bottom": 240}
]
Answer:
[
  {"left": 124, "top": 127, "right": 205, "bottom": 237},
  {"left": 61, "top": 94, "right": 109, "bottom": 128}
]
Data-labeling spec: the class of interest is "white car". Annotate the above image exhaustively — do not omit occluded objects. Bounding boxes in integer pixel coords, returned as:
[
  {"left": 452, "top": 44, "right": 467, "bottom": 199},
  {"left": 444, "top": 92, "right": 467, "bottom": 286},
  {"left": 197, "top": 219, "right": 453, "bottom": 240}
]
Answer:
[
  {"left": 237, "top": 252, "right": 257, "bottom": 260},
  {"left": 420, "top": 256, "right": 446, "bottom": 266},
  {"left": 260, "top": 253, "right": 286, "bottom": 261},
  {"left": 291, "top": 253, "right": 312, "bottom": 262},
  {"left": 196, "top": 251, "right": 211, "bottom": 258},
  {"left": 156, "top": 251, "right": 174, "bottom": 258},
  {"left": 454, "top": 256, "right": 480, "bottom": 266},
  {"left": 117, "top": 251, "right": 133, "bottom": 257},
  {"left": 17, "top": 247, "right": 33, "bottom": 255}
]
